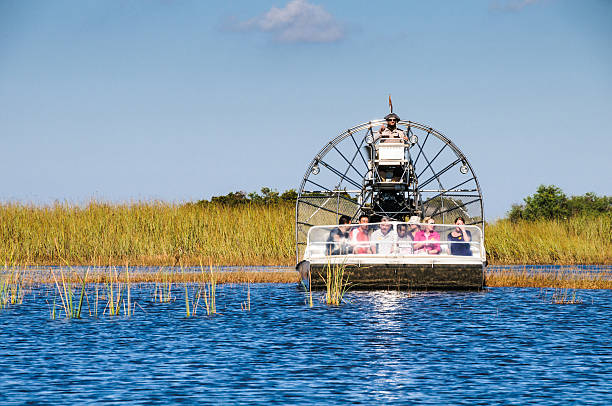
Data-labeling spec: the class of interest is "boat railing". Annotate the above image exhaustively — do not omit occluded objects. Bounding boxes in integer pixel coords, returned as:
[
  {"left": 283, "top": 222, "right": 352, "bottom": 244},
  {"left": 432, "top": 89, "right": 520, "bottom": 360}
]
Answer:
[{"left": 305, "top": 222, "right": 485, "bottom": 261}]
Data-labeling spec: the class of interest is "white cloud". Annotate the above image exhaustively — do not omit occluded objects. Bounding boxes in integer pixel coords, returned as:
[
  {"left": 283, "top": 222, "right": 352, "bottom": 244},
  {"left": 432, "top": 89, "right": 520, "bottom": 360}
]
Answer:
[{"left": 237, "top": 0, "right": 344, "bottom": 43}]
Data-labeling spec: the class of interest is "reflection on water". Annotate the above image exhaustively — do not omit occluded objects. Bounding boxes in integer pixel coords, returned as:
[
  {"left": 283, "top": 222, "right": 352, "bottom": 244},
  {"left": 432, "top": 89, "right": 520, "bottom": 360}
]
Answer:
[{"left": 1, "top": 284, "right": 611, "bottom": 404}]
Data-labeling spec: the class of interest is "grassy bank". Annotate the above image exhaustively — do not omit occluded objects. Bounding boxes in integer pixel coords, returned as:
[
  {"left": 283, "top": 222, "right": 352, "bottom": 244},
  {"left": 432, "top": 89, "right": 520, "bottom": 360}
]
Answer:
[
  {"left": 2, "top": 266, "right": 298, "bottom": 285},
  {"left": 485, "top": 267, "right": 612, "bottom": 289},
  {"left": 0, "top": 202, "right": 294, "bottom": 266},
  {"left": 485, "top": 215, "right": 612, "bottom": 265},
  {"left": 3, "top": 266, "right": 611, "bottom": 290},
  {"left": 1, "top": 202, "right": 610, "bottom": 266}
]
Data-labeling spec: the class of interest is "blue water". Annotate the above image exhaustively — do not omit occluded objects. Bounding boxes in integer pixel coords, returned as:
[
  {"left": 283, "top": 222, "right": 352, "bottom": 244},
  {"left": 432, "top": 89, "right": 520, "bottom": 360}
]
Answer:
[{"left": 1, "top": 283, "right": 611, "bottom": 404}]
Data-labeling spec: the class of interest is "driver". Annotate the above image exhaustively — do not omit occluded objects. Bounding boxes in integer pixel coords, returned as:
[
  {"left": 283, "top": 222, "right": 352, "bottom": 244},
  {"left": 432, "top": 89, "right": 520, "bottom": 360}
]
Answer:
[{"left": 378, "top": 113, "right": 408, "bottom": 144}]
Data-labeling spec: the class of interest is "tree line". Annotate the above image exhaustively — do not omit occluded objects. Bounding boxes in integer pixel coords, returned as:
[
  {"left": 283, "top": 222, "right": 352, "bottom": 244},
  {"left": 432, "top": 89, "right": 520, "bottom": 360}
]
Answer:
[
  {"left": 507, "top": 185, "right": 611, "bottom": 221},
  {"left": 196, "top": 188, "right": 298, "bottom": 206},
  {"left": 196, "top": 185, "right": 611, "bottom": 222}
]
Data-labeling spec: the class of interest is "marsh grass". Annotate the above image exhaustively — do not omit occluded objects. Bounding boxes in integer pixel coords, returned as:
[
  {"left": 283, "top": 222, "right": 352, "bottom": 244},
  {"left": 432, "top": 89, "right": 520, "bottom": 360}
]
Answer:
[
  {"left": 201, "top": 262, "right": 217, "bottom": 315},
  {"left": 536, "top": 287, "right": 585, "bottom": 304},
  {"left": 154, "top": 268, "right": 174, "bottom": 303},
  {"left": 486, "top": 215, "right": 612, "bottom": 265},
  {"left": 1, "top": 202, "right": 609, "bottom": 266},
  {"left": 50, "top": 267, "right": 88, "bottom": 319},
  {"left": 103, "top": 266, "right": 135, "bottom": 317},
  {"left": 183, "top": 266, "right": 202, "bottom": 317},
  {"left": 307, "top": 270, "right": 313, "bottom": 308},
  {"left": 105, "top": 267, "right": 122, "bottom": 316},
  {"left": 550, "top": 288, "right": 583, "bottom": 304},
  {"left": 486, "top": 267, "right": 612, "bottom": 289},
  {"left": 1, "top": 266, "right": 27, "bottom": 309},
  {"left": 22, "top": 267, "right": 298, "bottom": 285},
  {"left": 322, "top": 263, "right": 350, "bottom": 306},
  {"left": 0, "top": 201, "right": 294, "bottom": 266},
  {"left": 240, "top": 281, "right": 251, "bottom": 311},
  {"left": 184, "top": 282, "right": 199, "bottom": 317}
]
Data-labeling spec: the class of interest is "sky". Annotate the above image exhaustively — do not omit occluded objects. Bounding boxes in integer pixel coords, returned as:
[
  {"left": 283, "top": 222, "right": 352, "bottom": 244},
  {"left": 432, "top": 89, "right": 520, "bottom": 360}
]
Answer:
[{"left": 1, "top": 0, "right": 611, "bottom": 220}]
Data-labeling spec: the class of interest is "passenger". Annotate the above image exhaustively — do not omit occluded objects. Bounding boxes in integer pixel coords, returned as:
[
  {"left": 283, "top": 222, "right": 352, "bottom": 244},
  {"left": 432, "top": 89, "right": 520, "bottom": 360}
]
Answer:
[
  {"left": 371, "top": 216, "right": 397, "bottom": 254},
  {"left": 396, "top": 223, "right": 413, "bottom": 254},
  {"left": 378, "top": 113, "right": 408, "bottom": 144},
  {"left": 407, "top": 216, "right": 421, "bottom": 240},
  {"left": 447, "top": 216, "right": 472, "bottom": 256},
  {"left": 414, "top": 217, "right": 441, "bottom": 255},
  {"left": 326, "top": 215, "right": 352, "bottom": 255},
  {"left": 350, "top": 214, "right": 373, "bottom": 254}
]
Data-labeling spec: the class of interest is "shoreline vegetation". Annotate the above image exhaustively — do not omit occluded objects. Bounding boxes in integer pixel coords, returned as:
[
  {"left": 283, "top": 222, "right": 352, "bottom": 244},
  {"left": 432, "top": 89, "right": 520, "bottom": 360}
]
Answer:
[
  {"left": 2, "top": 265, "right": 608, "bottom": 323},
  {"left": 1, "top": 186, "right": 610, "bottom": 267},
  {"left": 2, "top": 265, "right": 611, "bottom": 290}
]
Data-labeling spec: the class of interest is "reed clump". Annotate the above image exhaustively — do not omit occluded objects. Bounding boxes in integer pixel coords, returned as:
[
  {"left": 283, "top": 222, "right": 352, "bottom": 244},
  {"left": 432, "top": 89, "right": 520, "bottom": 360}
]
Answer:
[
  {"left": 550, "top": 288, "right": 583, "bottom": 304},
  {"left": 25, "top": 267, "right": 298, "bottom": 285},
  {"left": 105, "top": 266, "right": 136, "bottom": 317},
  {"left": 486, "top": 215, "right": 612, "bottom": 265},
  {"left": 154, "top": 268, "right": 174, "bottom": 303},
  {"left": 51, "top": 267, "right": 88, "bottom": 319},
  {"left": 50, "top": 265, "right": 138, "bottom": 318},
  {"left": 182, "top": 262, "right": 219, "bottom": 317},
  {"left": 0, "top": 201, "right": 294, "bottom": 266},
  {"left": 184, "top": 276, "right": 200, "bottom": 317},
  {"left": 322, "top": 263, "right": 350, "bottom": 306},
  {"left": 240, "top": 280, "right": 251, "bottom": 311},
  {"left": 201, "top": 263, "right": 217, "bottom": 315},
  {"left": 0, "top": 267, "right": 27, "bottom": 308},
  {"left": 486, "top": 268, "right": 612, "bottom": 289}
]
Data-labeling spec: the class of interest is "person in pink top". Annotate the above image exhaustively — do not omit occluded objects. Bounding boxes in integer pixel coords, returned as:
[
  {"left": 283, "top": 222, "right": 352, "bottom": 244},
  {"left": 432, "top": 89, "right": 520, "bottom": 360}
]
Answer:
[
  {"left": 413, "top": 216, "right": 441, "bottom": 255},
  {"left": 350, "top": 214, "right": 373, "bottom": 254}
]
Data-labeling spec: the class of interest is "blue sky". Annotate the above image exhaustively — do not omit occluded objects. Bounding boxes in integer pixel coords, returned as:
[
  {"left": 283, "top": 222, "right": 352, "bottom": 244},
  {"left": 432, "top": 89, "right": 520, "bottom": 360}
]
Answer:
[{"left": 1, "top": 0, "right": 610, "bottom": 219}]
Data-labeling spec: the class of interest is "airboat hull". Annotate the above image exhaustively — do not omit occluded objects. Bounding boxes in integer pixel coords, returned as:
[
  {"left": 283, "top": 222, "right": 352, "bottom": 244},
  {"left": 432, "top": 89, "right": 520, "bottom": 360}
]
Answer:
[{"left": 299, "top": 260, "right": 485, "bottom": 290}]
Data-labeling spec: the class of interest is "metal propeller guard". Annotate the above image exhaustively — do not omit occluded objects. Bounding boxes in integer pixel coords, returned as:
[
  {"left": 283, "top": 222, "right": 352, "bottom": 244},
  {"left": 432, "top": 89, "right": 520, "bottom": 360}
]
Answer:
[{"left": 295, "top": 118, "right": 486, "bottom": 290}]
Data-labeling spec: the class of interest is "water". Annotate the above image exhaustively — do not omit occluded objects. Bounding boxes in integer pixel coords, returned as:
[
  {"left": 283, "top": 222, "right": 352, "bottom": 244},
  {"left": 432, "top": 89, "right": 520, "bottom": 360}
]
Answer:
[{"left": 1, "top": 283, "right": 611, "bottom": 404}]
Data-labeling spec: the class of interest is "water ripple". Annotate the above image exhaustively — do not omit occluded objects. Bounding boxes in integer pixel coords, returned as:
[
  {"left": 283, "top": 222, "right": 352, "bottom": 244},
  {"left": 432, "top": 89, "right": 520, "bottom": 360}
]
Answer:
[{"left": 0, "top": 285, "right": 611, "bottom": 404}]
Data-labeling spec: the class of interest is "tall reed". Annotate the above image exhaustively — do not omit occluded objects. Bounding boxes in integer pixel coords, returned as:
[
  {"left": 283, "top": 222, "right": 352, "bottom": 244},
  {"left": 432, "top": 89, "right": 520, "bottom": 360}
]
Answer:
[
  {"left": 183, "top": 266, "right": 201, "bottom": 317},
  {"left": 307, "top": 270, "right": 313, "bottom": 308},
  {"left": 154, "top": 267, "right": 174, "bottom": 303},
  {"left": 550, "top": 288, "right": 583, "bottom": 304},
  {"left": 201, "top": 262, "right": 217, "bottom": 316},
  {"left": 104, "top": 266, "right": 134, "bottom": 317},
  {"left": 486, "top": 215, "right": 612, "bottom": 264},
  {"left": 0, "top": 201, "right": 294, "bottom": 266},
  {"left": 486, "top": 268, "right": 612, "bottom": 289},
  {"left": 323, "top": 263, "right": 350, "bottom": 306},
  {"left": 50, "top": 267, "right": 88, "bottom": 319},
  {"left": 1, "top": 201, "right": 609, "bottom": 266},
  {"left": 1, "top": 267, "right": 25, "bottom": 308},
  {"left": 241, "top": 280, "right": 251, "bottom": 311}
]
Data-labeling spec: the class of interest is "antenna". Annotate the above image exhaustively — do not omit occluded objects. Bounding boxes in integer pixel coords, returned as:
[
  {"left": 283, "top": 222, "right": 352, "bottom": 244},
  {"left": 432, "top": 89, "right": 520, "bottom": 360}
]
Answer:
[{"left": 388, "top": 94, "right": 393, "bottom": 113}]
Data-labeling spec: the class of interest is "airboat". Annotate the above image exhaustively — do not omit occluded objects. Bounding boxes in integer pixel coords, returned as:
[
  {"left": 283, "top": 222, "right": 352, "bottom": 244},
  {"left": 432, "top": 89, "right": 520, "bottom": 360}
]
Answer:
[{"left": 295, "top": 110, "right": 486, "bottom": 290}]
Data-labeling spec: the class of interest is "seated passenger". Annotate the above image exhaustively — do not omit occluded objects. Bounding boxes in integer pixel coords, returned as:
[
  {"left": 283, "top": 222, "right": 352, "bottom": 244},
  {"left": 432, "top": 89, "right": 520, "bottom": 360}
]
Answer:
[
  {"left": 371, "top": 216, "right": 397, "bottom": 254},
  {"left": 413, "top": 217, "right": 441, "bottom": 255},
  {"left": 407, "top": 216, "right": 421, "bottom": 240},
  {"left": 447, "top": 216, "right": 472, "bottom": 256},
  {"left": 396, "top": 223, "right": 413, "bottom": 254},
  {"left": 350, "top": 214, "right": 373, "bottom": 254},
  {"left": 326, "top": 215, "right": 352, "bottom": 255}
]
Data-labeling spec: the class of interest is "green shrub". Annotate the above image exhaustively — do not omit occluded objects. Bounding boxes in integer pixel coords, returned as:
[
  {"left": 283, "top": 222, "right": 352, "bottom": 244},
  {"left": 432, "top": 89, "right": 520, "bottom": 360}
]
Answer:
[{"left": 507, "top": 185, "right": 610, "bottom": 221}]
